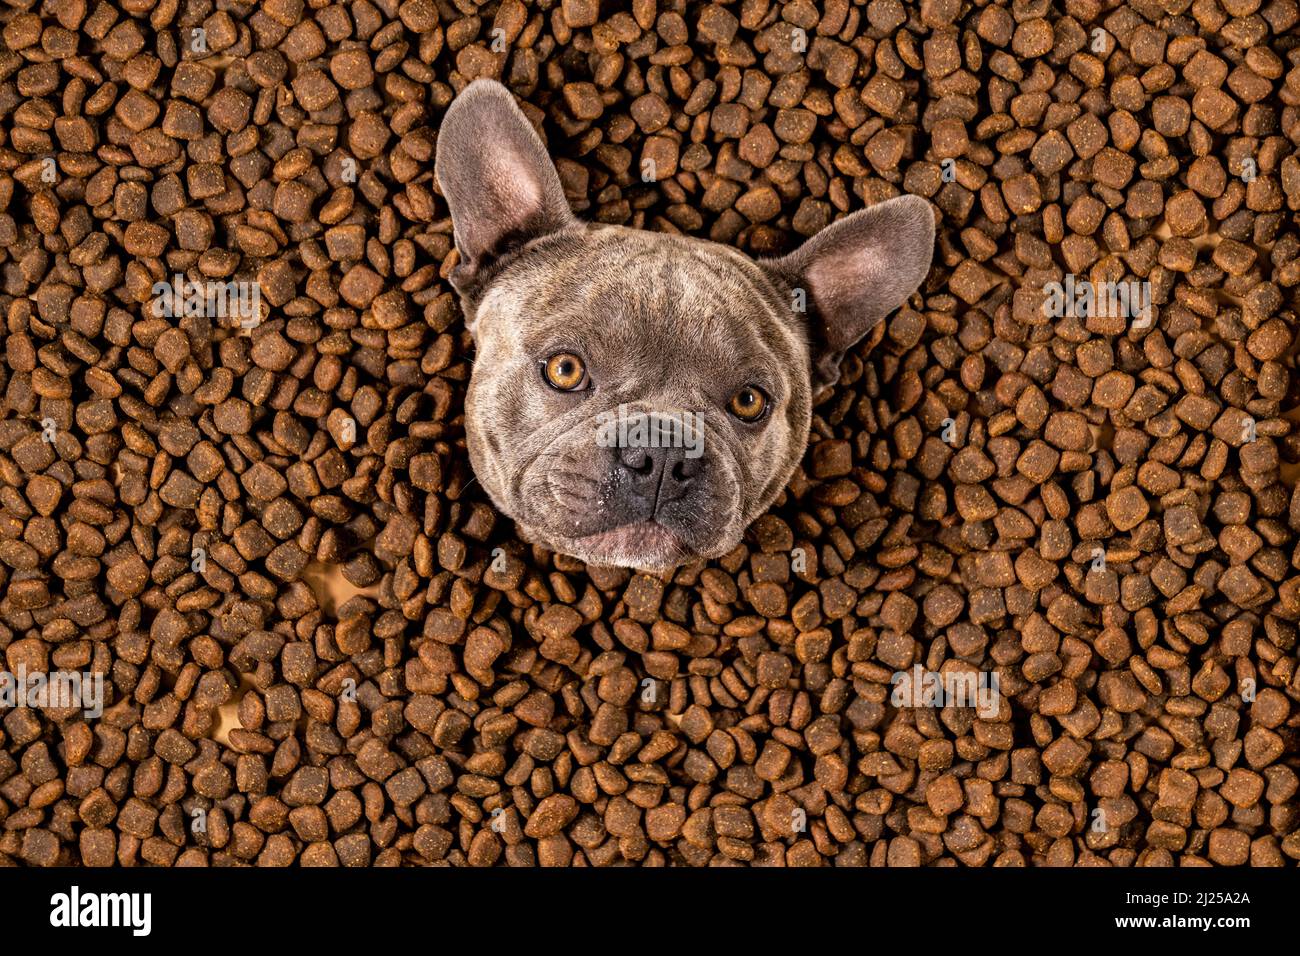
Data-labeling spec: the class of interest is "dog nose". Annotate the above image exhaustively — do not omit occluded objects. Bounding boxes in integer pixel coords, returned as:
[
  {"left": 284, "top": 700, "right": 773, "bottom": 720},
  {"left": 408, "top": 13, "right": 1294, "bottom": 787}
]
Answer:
[{"left": 616, "top": 438, "right": 702, "bottom": 504}]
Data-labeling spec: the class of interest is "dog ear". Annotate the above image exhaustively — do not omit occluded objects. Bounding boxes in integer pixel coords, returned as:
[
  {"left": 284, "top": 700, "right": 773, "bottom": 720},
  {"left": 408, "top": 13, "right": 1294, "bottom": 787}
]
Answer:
[
  {"left": 764, "top": 194, "right": 934, "bottom": 391},
  {"left": 435, "top": 79, "right": 575, "bottom": 293}
]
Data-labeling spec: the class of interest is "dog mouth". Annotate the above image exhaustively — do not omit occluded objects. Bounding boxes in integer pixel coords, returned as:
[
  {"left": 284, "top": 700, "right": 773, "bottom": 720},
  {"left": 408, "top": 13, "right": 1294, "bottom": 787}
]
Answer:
[
  {"left": 513, "top": 423, "right": 747, "bottom": 569},
  {"left": 569, "top": 520, "right": 690, "bottom": 569}
]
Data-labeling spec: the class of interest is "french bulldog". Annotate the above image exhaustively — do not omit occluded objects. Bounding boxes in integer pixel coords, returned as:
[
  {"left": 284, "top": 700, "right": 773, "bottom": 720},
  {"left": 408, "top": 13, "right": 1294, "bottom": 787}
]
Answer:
[{"left": 435, "top": 79, "right": 934, "bottom": 571}]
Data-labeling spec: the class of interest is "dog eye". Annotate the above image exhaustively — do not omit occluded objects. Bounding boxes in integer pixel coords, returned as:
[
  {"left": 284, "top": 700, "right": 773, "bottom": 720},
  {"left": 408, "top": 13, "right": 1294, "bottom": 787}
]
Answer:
[
  {"left": 543, "top": 353, "right": 589, "bottom": 391},
  {"left": 728, "top": 386, "right": 768, "bottom": 422}
]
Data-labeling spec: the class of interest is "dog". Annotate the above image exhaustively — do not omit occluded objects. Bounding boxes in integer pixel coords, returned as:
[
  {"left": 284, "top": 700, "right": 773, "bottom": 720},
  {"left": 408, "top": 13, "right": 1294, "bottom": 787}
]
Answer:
[{"left": 435, "top": 79, "right": 934, "bottom": 571}]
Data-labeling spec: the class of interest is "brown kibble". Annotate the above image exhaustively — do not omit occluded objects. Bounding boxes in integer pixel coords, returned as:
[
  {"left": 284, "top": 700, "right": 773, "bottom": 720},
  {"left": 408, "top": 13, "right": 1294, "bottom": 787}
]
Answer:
[
  {"left": 0, "top": 0, "right": 1289, "bottom": 876},
  {"left": 1105, "top": 487, "right": 1148, "bottom": 532},
  {"left": 563, "top": 82, "right": 604, "bottom": 121}
]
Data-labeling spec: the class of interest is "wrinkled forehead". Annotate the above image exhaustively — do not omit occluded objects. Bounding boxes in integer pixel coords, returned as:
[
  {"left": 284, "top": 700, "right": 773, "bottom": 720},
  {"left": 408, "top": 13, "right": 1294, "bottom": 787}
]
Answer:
[{"left": 478, "top": 227, "right": 807, "bottom": 377}]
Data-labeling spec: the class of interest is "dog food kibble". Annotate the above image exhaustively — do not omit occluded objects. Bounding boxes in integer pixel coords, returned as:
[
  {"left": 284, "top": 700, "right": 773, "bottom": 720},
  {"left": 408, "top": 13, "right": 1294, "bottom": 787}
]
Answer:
[{"left": 0, "top": 0, "right": 1298, "bottom": 870}]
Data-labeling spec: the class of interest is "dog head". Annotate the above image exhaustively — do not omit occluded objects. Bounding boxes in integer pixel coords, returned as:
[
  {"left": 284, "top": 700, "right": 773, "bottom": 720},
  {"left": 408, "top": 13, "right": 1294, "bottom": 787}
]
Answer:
[{"left": 435, "top": 79, "right": 934, "bottom": 570}]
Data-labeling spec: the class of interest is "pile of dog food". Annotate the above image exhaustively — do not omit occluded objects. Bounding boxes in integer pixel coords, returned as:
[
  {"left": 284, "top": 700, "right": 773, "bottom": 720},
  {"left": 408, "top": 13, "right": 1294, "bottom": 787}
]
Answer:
[{"left": 0, "top": 0, "right": 1297, "bottom": 866}]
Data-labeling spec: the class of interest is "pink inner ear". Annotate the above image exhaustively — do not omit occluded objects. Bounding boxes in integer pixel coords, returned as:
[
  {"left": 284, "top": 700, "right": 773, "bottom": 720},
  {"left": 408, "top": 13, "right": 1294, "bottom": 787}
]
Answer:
[
  {"left": 805, "top": 247, "right": 885, "bottom": 351},
  {"left": 470, "top": 152, "right": 540, "bottom": 247},
  {"left": 486, "top": 152, "right": 543, "bottom": 216},
  {"left": 456, "top": 152, "right": 546, "bottom": 265}
]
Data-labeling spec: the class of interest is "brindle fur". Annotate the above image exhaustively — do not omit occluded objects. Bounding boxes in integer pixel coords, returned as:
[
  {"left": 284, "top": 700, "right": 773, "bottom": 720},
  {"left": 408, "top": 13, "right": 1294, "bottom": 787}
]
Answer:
[{"left": 436, "top": 79, "right": 934, "bottom": 570}]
